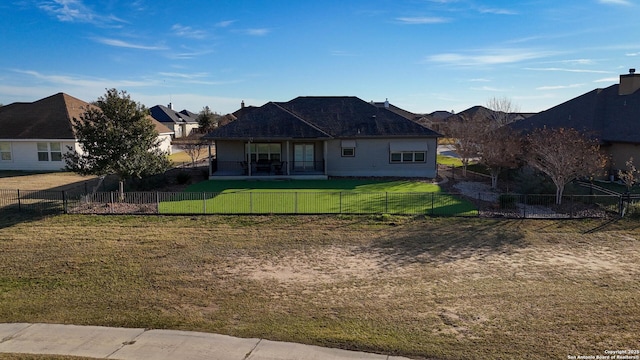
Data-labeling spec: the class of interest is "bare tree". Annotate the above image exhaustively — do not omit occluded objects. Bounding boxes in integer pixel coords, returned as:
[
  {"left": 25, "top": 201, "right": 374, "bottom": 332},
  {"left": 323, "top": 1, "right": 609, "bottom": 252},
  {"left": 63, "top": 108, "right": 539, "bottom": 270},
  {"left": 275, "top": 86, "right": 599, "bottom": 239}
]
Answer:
[
  {"left": 486, "top": 96, "right": 519, "bottom": 126},
  {"left": 445, "top": 116, "right": 482, "bottom": 176},
  {"left": 478, "top": 126, "right": 522, "bottom": 189},
  {"left": 478, "top": 97, "right": 522, "bottom": 189},
  {"left": 618, "top": 157, "right": 638, "bottom": 193},
  {"left": 525, "top": 127, "right": 607, "bottom": 205},
  {"left": 173, "top": 134, "right": 206, "bottom": 167}
]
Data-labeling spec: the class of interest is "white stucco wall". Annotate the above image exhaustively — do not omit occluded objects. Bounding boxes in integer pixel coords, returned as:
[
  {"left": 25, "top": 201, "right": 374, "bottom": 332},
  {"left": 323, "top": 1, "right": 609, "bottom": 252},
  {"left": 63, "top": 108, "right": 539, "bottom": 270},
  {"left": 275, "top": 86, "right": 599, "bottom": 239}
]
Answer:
[{"left": 0, "top": 140, "right": 79, "bottom": 171}]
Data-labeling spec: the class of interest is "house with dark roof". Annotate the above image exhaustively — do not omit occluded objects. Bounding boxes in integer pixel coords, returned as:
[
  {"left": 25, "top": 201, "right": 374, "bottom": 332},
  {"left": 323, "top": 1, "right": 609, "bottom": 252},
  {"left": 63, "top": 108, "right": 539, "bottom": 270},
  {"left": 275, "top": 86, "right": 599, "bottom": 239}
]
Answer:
[
  {"left": 203, "top": 96, "right": 441, "bottom": 179},
  {"left": 513, "top": 69, "right": 640, "bottom": 174},
  {"left": 149, "top": 103, "right": 199, "bottom": 138},
  {"left": 0, "top": 93, "right": 174, "bottom": 171}
]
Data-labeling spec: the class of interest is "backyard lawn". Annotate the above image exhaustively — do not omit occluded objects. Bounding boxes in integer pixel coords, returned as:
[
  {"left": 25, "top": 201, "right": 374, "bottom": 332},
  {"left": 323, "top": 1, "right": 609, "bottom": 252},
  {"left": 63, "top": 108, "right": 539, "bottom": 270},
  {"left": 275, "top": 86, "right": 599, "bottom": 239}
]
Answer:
[{"left": 159, "top": 179, "right": 478, "bottom": 215}]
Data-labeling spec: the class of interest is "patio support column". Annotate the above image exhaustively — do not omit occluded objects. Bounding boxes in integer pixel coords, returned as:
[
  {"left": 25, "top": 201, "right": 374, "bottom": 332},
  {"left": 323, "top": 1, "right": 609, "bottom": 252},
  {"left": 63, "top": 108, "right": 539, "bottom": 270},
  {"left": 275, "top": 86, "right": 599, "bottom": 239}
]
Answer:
[
  {"left": 247, "top": 139, "right": 252, "bottom": 176},
  {"left": 323, "top": 141, "right": 328, "bottom": 175},
  {"left": 208, "top": 142, "right": 213, "bottom": 177},
  {"left": 286, "top": 141, "right": 290, "bottom": 175}
]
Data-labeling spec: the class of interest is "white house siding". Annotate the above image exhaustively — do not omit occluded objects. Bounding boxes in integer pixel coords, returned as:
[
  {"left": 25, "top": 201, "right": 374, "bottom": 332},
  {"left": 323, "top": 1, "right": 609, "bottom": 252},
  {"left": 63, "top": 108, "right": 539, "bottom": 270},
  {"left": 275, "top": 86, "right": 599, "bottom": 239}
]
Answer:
[
  {"left": 157, "top": 134, "right": 173, "bottom": 155},
  {"left": 0, "top": 140, "right": 79, "bottom": 171},
  {"left": 325, "top": 138, "right": 438, "bottom": 178}
]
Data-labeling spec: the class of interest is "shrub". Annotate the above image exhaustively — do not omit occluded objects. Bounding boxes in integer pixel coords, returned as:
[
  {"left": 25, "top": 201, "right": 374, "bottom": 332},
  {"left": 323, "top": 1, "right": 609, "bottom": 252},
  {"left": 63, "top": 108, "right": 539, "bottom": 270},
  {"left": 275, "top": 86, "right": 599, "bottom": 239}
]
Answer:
[{"left": 176, "top": 171, "right": 192, "bottom": 185}]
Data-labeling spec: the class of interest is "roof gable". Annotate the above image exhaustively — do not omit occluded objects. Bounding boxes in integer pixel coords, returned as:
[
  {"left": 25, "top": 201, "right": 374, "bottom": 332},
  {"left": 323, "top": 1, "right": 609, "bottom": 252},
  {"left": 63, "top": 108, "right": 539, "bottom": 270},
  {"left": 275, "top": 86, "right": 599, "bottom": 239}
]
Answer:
[
  {"left": 0, "top": 92, "right": 89, "bottom": 140},
  {"left": 204, "top": 102, "right": 332, "bottom": 140},
  {"left": 279, "top": 96, "right": 440, "bottom": 138},
  {"left": 205, "top": 96, "right": 440, "bottom": 140}
]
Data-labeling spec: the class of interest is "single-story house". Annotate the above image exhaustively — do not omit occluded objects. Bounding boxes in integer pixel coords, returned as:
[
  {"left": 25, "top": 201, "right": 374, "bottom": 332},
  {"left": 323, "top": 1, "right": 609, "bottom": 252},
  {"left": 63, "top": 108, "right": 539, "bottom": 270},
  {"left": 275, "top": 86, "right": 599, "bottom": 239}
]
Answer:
[
  {"left": 513, "top": 69, "right": 640, "bottom": 174},
  {"left": 149, "top": 103, "right": 199, "bottom": 138},
  {"left": 203, "top": 96, "right": 442, "bottom": 179},
  {"left": 0, "top": 93, "right": 174, "bottom": 172}
]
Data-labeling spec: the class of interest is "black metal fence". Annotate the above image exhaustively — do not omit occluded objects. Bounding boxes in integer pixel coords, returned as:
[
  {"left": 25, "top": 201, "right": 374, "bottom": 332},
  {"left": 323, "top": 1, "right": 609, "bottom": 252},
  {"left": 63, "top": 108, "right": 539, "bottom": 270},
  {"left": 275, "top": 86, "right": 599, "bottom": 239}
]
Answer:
[{"left": 0, "top": 189, "right": 626, "bottom": 218}]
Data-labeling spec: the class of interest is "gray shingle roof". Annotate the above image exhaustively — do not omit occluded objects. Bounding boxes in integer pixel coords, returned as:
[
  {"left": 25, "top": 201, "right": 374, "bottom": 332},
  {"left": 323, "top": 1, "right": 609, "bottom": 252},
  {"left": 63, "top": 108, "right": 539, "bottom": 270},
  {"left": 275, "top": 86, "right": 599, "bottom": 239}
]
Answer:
[
  {"left": 205, "top": 96, "right": 440, "bottom": 141},
  {"left": 512, "top": 84, "right": 640, "bottom": 144},
  {"left": 149, "top": 105, "right": 198, "bottom": 124}
]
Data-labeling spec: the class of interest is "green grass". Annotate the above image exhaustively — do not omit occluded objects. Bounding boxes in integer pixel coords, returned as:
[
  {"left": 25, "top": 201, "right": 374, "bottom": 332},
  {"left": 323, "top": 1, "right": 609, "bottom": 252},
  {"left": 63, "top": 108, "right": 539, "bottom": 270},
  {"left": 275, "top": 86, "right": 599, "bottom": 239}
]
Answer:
[
  {"left": 158, "top": 179, "right": 478, "bottom": 215},
  {"left": 437, "top": 155, "right": 464, "bottom": 167}
]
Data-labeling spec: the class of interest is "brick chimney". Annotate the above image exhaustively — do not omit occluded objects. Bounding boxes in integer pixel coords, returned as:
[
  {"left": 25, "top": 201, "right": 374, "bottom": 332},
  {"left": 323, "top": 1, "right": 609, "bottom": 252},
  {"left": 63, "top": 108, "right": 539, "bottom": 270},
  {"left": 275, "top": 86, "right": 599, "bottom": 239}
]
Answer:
[{"left": 619, "top": 68, "right": 640, "bottom": 95}]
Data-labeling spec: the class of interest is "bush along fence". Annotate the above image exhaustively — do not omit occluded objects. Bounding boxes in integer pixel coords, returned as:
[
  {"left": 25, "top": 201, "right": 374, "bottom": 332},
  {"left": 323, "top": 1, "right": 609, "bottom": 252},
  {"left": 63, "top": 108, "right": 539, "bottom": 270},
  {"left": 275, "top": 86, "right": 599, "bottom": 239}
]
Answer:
[{"left": 0, "top": 189, "right": 629, "bottom": 218}]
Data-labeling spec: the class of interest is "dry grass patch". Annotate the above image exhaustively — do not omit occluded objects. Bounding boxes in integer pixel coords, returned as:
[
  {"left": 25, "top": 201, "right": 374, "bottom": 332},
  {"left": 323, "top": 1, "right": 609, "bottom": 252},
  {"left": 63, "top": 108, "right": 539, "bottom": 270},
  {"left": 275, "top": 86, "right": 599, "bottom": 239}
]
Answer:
[
  {"left": 0, "top": 172, "right": 98, "bottom": 191},
  {"left": 0, "top": 215, "right": 639, "bottom": 359}
]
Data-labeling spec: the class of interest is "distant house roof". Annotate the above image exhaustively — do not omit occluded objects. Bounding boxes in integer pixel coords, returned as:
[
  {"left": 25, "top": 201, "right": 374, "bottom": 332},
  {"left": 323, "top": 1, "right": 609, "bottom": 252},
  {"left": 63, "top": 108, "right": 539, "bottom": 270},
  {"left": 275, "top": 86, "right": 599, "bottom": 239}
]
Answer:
[
  {"left": 149, "top": 105, "right": 198, "bottom": 124},
  {"left": 0, "top": 92, "right": 174, "bottom": 140},
  {"left": 204, "top": 96, "right": 441, "bottom": 141},
  {"left": 372, "top": 101, "right": 422, "bottom": 121},
  {"left": 512, "top": 83, "right": 640, "bottom": 144},
  {"left": 0, "top": 92, "right": 90, "bottom": 140}
]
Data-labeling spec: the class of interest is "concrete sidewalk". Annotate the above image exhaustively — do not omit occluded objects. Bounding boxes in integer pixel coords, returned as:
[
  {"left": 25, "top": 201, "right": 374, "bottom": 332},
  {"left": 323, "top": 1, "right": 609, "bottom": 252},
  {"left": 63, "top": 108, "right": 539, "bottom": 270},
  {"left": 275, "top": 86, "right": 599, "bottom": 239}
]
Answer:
[{"left": 0, "top": 323, "right": 411, "bottom": 360}]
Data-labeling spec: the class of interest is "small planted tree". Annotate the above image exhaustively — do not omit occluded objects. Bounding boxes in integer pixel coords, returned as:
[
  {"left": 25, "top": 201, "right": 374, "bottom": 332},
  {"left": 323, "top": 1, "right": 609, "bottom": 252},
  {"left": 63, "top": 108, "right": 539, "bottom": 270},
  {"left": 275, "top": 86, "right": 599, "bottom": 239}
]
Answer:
[
  {"left": 173, "top": 134, "right": 207, "bottom": 167},
  {"left": 525, "top": 127, "right": 607, "bottom": 205},
  {"left": 64, "top": 89, "right": 171, "bottom": 197},
  {"left": 618, "top": 157, "right": 638, "bottom": 193}
]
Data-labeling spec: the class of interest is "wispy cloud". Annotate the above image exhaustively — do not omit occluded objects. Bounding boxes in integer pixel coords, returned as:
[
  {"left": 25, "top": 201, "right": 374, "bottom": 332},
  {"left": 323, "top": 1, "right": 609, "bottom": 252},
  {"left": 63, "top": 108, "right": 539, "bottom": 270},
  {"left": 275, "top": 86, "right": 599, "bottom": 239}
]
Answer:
[
  {"left": 158, "top": 72, "right": 209, "bottom": 80},
  {"left": 594, "top": 77, "right": 620, "bottom": 83},
  {"left": 626, "top": 52, "right": 640, "bottom": 56},
  {"left": 470, "top": 86, "right": 506, "bottom": 92},
  {"left": 38, "top": 0, "right": 125, "bottom": 25},
  {"left": 426, "top": 48, "right": 556, "bottom": 66},
  {"left": 92, "top": 37, "right": 168, "bottom": 50},
  {"left": 469, "top": 78, "right": 491, "bottom": 82},
  {"left": 395, "top": 16, "right": 449, "bottom": 24},
  {"left": 171, "top": 24, "right": 207, "bottom": 39},
  {"left": 13, "top": 69, "right": 157, "bottom": 88},
  {"left": 166, "top": 49, "right": 214, "bottom": 60},
  {"left": 598, "top": 0, "right": 633, "bottom": 5},
  {"left": 216, "top": 20, "right": 236, "bottom": 28},
  {"left": 536, "top": 83, "right": 585, "bottom": 90},
  {"left": 478, "top": 7, "right": 518, "bottom": 15},
  {"left": 525, "top": 67, "right": 613, "bottom": 74},
  {"left": 243, "top": 28, "right": 271, "bottom": 36}
]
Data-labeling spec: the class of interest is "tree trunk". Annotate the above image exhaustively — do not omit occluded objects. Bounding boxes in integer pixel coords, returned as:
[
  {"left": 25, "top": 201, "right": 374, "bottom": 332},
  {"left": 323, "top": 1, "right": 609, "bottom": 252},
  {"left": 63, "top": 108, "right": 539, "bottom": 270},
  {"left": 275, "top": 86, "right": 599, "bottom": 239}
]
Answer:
[
  {"left": 555, "top": 184, "right": 564, "bottom": 205},
  {"left": 490, "top": 167, "right": 500, "bottom": 189}
]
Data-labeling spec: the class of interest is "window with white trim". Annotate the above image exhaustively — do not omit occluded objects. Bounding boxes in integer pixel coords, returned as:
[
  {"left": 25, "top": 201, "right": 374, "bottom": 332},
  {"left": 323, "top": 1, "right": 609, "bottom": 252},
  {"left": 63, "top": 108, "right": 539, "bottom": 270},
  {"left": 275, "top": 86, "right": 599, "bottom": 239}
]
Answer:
[
  {"left": 390, "top": 151, "right": 426, "bottom": 163},
  {"left": 37, "top": 142, "right": 62, "bottom": 162},
  {"left": 389, "top": 142, "right": 427, "bottom": 163},
  {"left": 341, "top": 140, "right": 356, "bottom": 157},
  {"left": 0, "top": 142, "right": 11, "bottom": 161}
]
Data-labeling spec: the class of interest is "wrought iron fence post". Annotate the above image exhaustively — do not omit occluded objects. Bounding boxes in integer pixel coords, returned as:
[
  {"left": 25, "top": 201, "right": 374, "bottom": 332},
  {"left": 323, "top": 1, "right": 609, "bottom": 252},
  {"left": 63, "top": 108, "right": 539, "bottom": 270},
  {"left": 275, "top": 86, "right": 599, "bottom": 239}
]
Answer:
[
  {"left": 431, "top": 192, "right": 435, "bottom": 215},
  {"left": 63, "top": 191, "right": 68, "bottom": 214},
  {"left": 17, "top": 189, "right": 21, "bottom": 212},
  {"left": 203, "top": 192, "right": 206, "bottom": 214},
  {"left": 523, "top": 195, "right": 527, "bottom": 218},
  {"left": 385, "top": 192, "right": 388, "bottom": 213},
  {"left": 250, "top": 192, "right": 253, "bottom": 214},
  {"left": 295, "top": 192, "right": 298, "bottom": 214},
  {"left": 339, "top": 192, "right": 343, "bottom": 214}
]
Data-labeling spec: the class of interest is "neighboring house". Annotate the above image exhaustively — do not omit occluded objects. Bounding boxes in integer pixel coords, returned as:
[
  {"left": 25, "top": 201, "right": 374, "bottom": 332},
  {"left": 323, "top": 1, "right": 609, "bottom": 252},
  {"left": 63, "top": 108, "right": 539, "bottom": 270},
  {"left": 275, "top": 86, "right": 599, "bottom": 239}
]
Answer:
[
  {"left": 0, "top": 93, "right": 174, "bottom": 172},
  {"left": 149, "top": 103, "right": 199, "bottom": 138},
  {"left": 513, "top": 69, "right": 640, "bottom": 175},
  {"left": 203, "top": 96, "right": 441, "bottom": 179}
]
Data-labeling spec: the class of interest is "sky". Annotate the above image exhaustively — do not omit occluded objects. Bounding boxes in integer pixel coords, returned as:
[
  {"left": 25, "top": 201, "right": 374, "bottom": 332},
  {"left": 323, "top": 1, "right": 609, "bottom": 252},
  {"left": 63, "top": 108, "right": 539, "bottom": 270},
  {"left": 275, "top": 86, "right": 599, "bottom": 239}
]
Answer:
[{"left": 1, "top": 0, "right": 639, "bottom": 115}]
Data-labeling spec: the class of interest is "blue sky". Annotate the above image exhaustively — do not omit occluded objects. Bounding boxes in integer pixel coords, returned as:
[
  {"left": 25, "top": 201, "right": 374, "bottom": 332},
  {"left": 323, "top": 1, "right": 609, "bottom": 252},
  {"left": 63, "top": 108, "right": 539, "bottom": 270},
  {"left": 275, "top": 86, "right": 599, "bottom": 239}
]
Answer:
[{"left": 1, "top": 0, "right": 639, "bottom": 115}]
